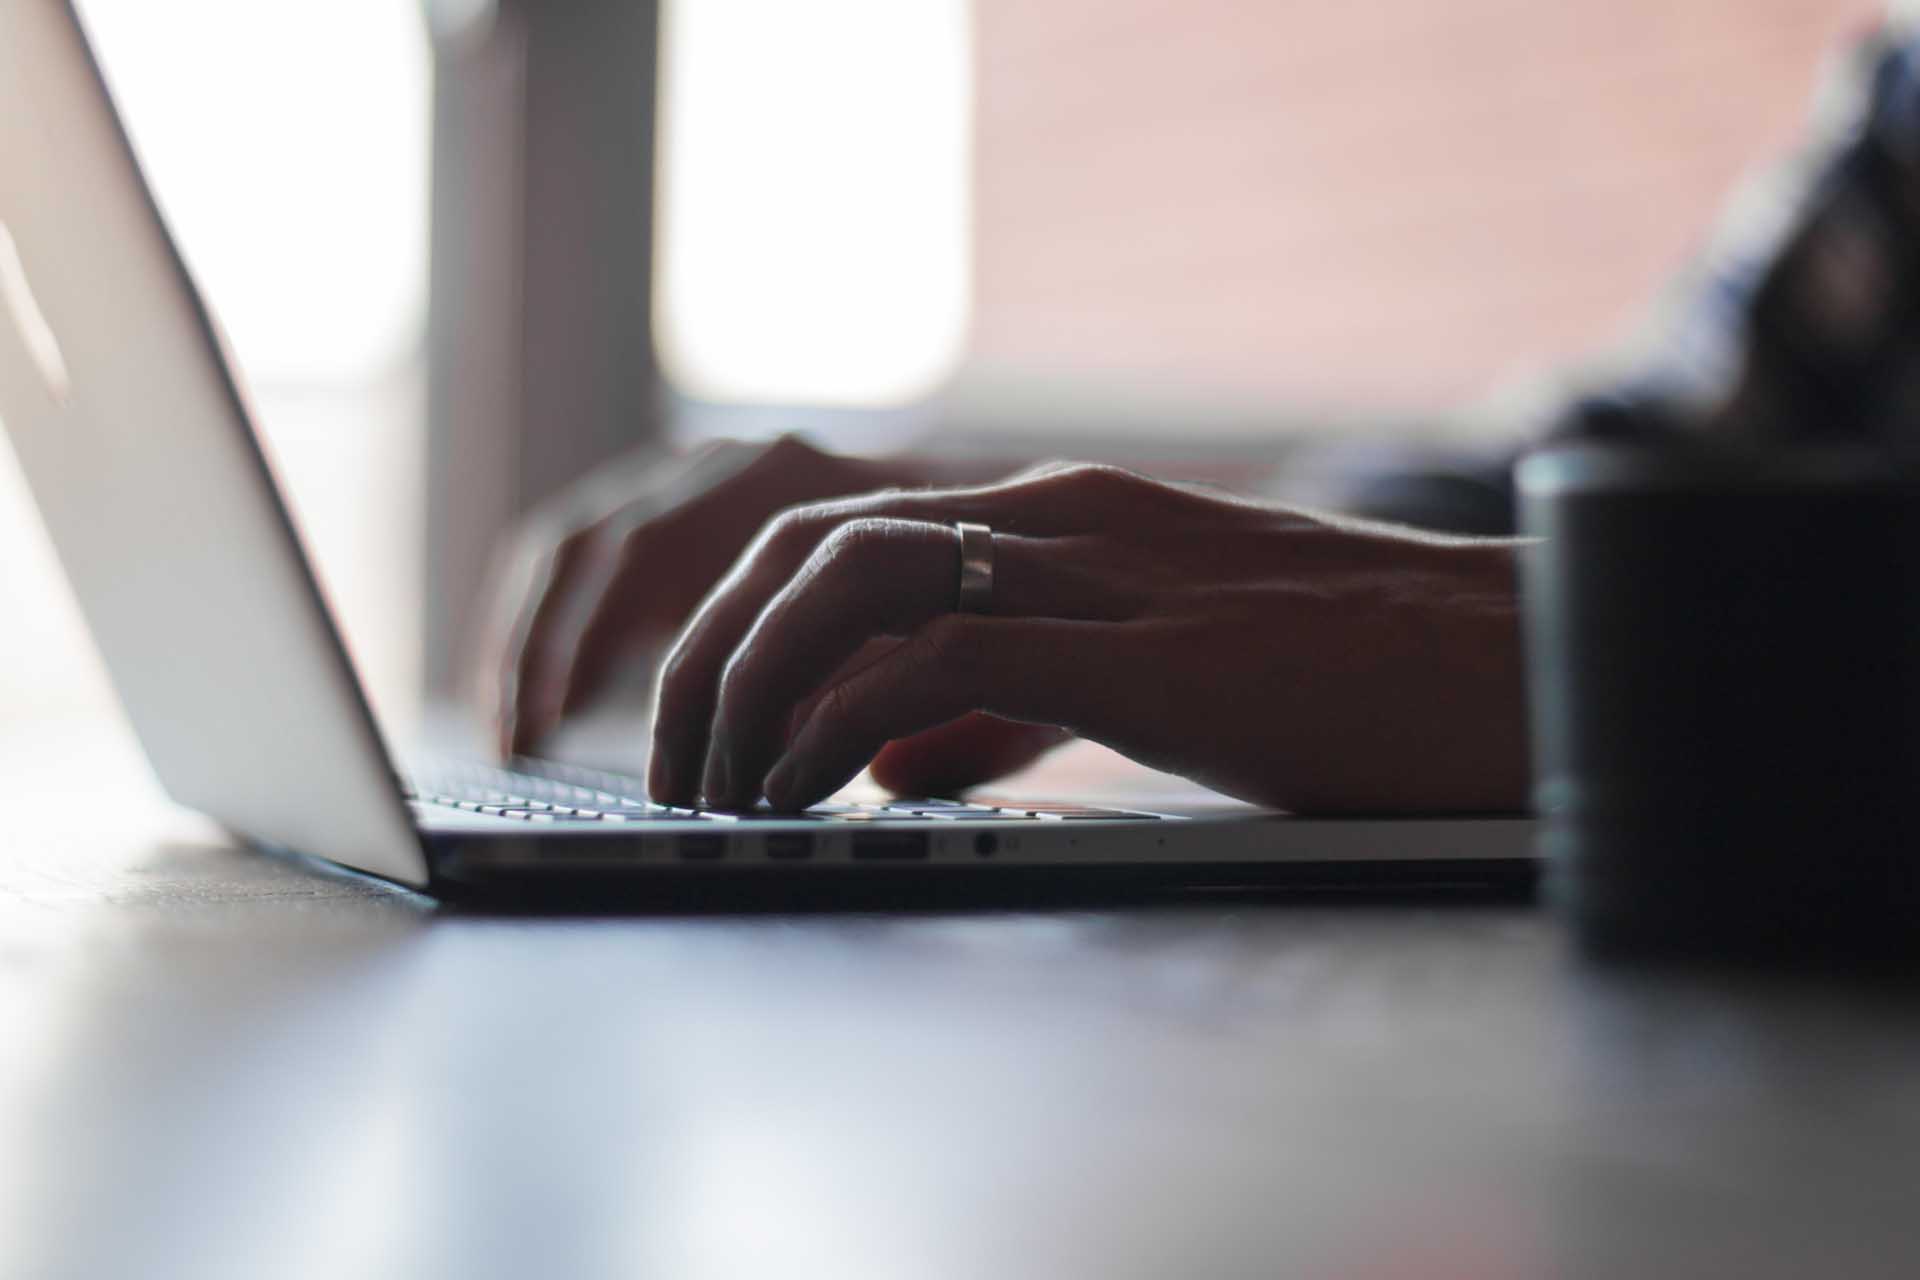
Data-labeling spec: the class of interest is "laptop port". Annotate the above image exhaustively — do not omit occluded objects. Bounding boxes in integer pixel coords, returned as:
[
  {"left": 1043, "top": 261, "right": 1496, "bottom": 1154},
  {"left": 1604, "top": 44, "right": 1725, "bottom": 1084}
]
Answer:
[
  {"left": 850, "top": 831, "right": 928, "bottom": 860},
  {"left": 677, "top": 834, "right": 726, "bottom": 860},
  {"left": 764, "top": 832, "right": 813, "bottom": 861}
]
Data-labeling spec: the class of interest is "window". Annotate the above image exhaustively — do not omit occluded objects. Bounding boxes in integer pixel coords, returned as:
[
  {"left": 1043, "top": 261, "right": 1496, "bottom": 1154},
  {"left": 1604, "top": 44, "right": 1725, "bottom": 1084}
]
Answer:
[
  {"left": 653, "top": 0, "right": 1880, "bottom": 442},
  {"left": 654, "top": 0, "right": 973, "bottom": 408},
  {"left": 0, "top": 1, "right": 432, "bottom": 726}
]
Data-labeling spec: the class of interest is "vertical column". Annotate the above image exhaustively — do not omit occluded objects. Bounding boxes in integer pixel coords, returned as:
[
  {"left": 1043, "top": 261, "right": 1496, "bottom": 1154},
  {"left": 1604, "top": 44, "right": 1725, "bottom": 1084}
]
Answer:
[{"left": 423, "top": 0, "right": 664, "bottom": 695}]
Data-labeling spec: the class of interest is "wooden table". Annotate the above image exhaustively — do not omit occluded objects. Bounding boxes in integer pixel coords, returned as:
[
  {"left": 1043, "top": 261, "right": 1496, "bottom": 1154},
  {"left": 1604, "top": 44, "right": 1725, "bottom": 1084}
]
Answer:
[{"left": 3, "top": 720, "right": 1918, "bottom": 1279}]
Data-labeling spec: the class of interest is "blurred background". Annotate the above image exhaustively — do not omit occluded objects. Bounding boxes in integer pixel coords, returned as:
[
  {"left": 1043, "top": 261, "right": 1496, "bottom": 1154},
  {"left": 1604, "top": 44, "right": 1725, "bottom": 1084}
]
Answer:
[{"left": 0, "top": 0, "right": 1883, "bottom": 742}]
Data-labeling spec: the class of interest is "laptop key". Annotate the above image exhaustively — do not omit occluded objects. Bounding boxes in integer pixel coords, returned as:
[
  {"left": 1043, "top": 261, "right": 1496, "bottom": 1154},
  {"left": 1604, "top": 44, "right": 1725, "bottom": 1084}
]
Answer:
[
  {"left": 495, "top": 808, "right": 612, "bottom": 822},
  {"left": 1033, "top": 809, "right": 1158, "bottom": 820},
  {"left": 885, "top": 803, "right": 1008, "bottom": 818}
]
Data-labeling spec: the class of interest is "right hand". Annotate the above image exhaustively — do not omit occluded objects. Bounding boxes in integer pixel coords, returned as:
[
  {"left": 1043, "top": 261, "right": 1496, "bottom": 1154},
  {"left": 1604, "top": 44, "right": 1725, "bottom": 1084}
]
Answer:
[
  {"left": 644, "top": 463, "right": 1528, "bottom": 814},
  {"left": 482, "top": 435, "right": 1070, "bottom": 793}
]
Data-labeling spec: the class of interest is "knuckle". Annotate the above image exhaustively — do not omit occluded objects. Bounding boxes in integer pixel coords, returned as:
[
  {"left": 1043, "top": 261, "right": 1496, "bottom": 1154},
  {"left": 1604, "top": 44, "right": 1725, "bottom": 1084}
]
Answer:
[
  {"left": 655, "top": 639, "right": 699, "bottom": 700},
  {"left": 818, "top": 516, "right": 899, "bottom": 562},
  {"left": 748, "top": 503, "right": 832, "bottom": 570},
  {"left": 739, "top": 433, "right": 816, "bottom": 479},
  {"left": 1014, "top": 461, "right": 1140, "bottom": 506},
  {"left": 553, "top": 525, "right": 598, "bottom": 561},
  {"left": 915, "top": 614, "right": 977, "bottom": 680},
  {"left": 807, "top": 519, "right": 922, "bottom": 598},
  {"left": 614, "top": 516, "right": 657, "bottom": 557},
  {"left": 764, "top": 503, "right": 826, "bottom": 550},
  {"left": 1064, "top": 462, "right": 1137, "bottom": 492},
  {"left": 1010, "top": 459, "right": 1077, "bottom": 483},
  {"left": 549, "top": 518, "right": 617, "bottom": 573},
  {"left": 767, "top": 432, "right": 820, "bottom": 461},
  {"left": 505, "top": 510, "right": 562, "bottom": 560},
  {"left": 809, "top": 681, "right": 864, "bottom": 740},
  {"left": 518, "top": 526, "right": 611, "bottom": 623}
]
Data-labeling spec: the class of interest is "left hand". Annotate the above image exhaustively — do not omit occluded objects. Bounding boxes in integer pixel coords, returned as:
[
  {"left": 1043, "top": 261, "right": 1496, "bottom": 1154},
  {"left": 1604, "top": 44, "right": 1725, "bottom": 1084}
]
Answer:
[{"left": 648, "top": 463, "right": 1531, "bottom": 813}]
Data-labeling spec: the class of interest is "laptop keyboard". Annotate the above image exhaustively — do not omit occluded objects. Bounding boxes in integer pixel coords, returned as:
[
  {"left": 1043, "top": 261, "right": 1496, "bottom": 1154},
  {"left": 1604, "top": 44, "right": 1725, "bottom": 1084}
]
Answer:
[{"left": 403, "top": 757, "right": 1166, "bottom": 825}]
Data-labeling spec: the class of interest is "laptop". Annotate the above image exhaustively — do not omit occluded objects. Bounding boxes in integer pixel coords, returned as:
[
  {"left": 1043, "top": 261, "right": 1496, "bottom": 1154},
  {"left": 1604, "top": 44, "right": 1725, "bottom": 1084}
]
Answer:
[{"left": 0, "top": 0, "right": 1533, "bottom": 900}]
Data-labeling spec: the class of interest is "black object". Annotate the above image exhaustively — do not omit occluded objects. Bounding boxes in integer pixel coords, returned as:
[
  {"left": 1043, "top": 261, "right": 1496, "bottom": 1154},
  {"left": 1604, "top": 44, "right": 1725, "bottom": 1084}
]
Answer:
[{"left": 1517, "top": 440, "right": 1920, "bottom": 967}]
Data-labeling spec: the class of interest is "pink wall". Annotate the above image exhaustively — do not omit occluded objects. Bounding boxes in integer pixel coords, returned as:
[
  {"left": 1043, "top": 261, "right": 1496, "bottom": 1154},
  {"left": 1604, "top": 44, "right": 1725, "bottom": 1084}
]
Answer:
[{"left": 969, "top": 0, "right": 1885, "bottom": 412}]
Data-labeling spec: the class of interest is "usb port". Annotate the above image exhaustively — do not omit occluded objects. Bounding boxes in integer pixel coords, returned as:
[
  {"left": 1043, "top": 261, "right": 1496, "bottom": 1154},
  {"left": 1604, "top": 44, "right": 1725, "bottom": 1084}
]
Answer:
[
  {"left": 677, "top": 834, "right": 726, "bottom": 860},
  {"left": 850, "top": 831, "right": 928, "bottom": 861},
  {"left": 764, "top": 832, "right": 813, "bottom": 861}
]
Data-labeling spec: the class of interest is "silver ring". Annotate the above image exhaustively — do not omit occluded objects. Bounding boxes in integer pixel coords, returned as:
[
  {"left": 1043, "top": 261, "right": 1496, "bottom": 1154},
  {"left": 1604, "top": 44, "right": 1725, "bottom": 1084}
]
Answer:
[{"left": 955, "top": 522, "right": 994, "bottom": 615}]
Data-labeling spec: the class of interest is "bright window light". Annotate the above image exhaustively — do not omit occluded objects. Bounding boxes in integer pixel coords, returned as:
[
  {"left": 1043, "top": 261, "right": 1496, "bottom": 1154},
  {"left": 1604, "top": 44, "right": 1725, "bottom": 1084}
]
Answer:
[
  {"left": 0, "top": 1, "right": 434, "bottom": 724},
  {"left": 655, "top": 0, "right": 973, "bottom": 407},
  {"left": 73, "top": 0, "right": 431, "bottom": 386}
]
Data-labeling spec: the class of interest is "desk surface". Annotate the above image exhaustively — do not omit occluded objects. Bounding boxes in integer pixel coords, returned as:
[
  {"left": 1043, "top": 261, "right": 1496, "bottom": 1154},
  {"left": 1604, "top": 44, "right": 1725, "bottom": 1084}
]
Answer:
[{"left": 3, "top": 722, "right": 1918, "bottom": 1280}]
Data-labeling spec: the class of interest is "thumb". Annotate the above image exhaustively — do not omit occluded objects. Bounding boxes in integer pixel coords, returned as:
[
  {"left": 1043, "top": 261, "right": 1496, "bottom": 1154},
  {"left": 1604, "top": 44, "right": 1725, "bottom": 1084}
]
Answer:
[{"left": 867, "top": 713, "right": 1072, "bottom": 798}]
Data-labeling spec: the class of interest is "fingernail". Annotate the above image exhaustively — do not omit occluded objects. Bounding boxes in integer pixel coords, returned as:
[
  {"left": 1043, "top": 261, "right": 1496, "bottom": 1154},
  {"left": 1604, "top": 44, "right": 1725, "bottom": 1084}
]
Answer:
[
  {"left": 763, "top": 755, "right": 799, "bottom": 810},
  {"left": 648, "top": 756, "right": 675, "bottom": 804}
]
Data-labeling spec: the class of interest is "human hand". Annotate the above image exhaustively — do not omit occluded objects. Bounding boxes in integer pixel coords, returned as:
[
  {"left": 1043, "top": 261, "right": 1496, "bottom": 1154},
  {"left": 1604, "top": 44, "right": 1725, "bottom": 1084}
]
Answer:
[
  {"left": 485, "top": 435, "right": 1060, "bottom": 791},
  {"left": 649, "top": 464, "right": 1530, "bottom": 813},
  {"left": 486, "top": 435, "right": 885, "bottom": 756}
]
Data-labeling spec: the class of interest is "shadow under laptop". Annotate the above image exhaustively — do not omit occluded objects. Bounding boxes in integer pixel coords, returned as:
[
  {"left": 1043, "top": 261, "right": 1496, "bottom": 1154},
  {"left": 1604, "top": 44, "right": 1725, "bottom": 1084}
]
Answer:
[{"left": 420, "top": 859, "right": 1542, "bottom": 919}]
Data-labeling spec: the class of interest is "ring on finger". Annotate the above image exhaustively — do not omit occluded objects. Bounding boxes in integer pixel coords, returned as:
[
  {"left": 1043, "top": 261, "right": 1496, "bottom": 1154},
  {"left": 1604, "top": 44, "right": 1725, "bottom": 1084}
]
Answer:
[{"left": 955, "top": 522, "right": 994, "bottom": 615}]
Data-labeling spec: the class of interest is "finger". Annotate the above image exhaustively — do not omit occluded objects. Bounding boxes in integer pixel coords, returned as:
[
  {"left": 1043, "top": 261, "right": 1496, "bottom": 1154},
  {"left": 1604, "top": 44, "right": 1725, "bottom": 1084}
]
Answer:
[
  {"left": 506, "top": 437, "right": 837, "bottom": 761},
  {"left": 868, "top": 714, "right": 1073, "bottom": 797},
  {"left": 551, "top": 520, "right": 686, "bottom": 722},
  {"left": 548, "top": 443, "right": 841, "bottom": 728},
  {"left": 782, "top": 634, "right": 906, "bottom": 735},
  {"left": 701, "top": 519, "right": 1124, "bottom": 806},
  {"left": 502, "top": 527, "right": 613, "bottom": 757},
  {"left": 646, "top": 469, "right": 1152, "bottom": 803},
  {"left": 646, "top": 515, "right": 802, "bottom": 803},
  {"left": 760, "top": 614, "right": 1124, "bottom": 810}
]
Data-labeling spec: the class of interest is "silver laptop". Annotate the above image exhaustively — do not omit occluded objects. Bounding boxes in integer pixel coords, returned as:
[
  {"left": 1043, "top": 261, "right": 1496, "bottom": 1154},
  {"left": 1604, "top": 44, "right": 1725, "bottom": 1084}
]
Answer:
[{"left": 0, "top": 0, "right": 1533, "bottom": 899}]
